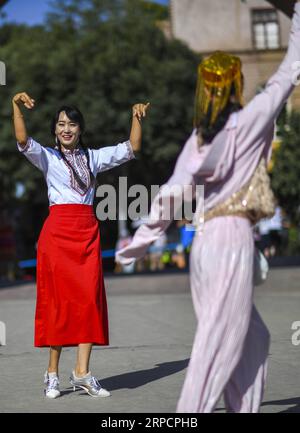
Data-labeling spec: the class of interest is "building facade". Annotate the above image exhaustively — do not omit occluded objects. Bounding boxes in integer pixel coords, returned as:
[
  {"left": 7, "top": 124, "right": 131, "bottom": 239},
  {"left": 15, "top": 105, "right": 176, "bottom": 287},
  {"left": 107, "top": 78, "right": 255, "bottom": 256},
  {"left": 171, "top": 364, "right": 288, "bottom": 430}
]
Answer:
[{"left": 170, "top": 0, "right": 300, "bottom": 107}]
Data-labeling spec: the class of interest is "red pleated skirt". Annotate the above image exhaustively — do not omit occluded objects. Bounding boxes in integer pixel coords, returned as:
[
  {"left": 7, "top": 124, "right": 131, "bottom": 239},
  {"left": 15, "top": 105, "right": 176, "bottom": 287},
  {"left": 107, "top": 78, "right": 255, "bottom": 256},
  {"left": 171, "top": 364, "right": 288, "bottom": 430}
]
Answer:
[{"left": 35, "top": 204, "right": 109, "bottom": 347}]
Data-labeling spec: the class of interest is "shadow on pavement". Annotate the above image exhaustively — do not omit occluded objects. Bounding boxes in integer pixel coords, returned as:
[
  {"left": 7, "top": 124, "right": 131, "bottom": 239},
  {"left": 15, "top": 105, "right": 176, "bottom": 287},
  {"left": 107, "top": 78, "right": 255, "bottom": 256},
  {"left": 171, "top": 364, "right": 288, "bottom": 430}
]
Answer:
[
  {"left": 261, "top": 397, "right": 300, "bottom": 413},
  {"left": 98, "top": 359, "right": 190, "bottom": 391},
  {"left": 214, "top": 397, "right": 300, "bottom": 413}
]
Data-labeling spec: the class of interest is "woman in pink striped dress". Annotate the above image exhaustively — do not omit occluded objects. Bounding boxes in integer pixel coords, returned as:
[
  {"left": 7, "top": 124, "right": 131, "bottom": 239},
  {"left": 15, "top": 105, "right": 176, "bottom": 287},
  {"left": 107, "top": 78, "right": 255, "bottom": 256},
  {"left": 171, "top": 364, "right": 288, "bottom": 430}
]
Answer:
[{"left": 116, "top": 2, "right": 300, "bottom": 413}]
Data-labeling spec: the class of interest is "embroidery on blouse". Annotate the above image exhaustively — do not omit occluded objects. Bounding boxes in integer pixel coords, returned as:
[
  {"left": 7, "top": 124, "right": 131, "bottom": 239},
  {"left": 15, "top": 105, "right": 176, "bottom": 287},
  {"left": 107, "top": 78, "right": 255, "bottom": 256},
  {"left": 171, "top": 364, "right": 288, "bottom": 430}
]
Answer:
[{"left": 56, "top": 146, "right": 92, "bottom": 196}]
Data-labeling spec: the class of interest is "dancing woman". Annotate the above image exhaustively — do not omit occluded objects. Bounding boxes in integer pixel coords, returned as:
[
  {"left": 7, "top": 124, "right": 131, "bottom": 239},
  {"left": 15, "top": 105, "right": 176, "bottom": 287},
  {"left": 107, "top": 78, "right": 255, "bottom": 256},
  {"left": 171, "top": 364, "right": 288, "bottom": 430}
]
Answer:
[
  {"left": 116, "top": 2, "right": 300, "bottom": 413},
  {"left": 13, "top": 92, "right": 149, "bottom": 399}
]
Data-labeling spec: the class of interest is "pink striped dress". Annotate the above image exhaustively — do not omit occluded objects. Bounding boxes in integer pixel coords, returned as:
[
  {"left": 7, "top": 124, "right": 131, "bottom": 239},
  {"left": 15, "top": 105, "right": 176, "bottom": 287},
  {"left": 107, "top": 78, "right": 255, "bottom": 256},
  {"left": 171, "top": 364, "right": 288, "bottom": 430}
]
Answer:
[{"left": 116, "top": 3, "right": 300, "bottom": 413}]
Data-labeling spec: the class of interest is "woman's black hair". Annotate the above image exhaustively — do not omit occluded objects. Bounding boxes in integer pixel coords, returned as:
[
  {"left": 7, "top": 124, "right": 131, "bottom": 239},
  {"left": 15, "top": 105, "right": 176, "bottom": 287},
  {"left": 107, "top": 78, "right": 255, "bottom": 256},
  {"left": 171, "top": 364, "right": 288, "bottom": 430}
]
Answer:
[
  {"left": 197, "top": 79, "right": 243, "bottom": 144},
  {"left": 51, "top": 105, "right": 95, "bottom": 191}
]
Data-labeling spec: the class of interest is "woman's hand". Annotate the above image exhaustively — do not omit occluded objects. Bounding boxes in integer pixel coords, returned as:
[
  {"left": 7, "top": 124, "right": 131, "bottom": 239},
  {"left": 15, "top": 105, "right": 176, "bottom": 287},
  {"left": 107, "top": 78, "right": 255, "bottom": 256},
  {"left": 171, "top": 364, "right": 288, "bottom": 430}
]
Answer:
[
  {"left": 132, "top": 102, "right": 150, "bottom": 121},
  {"left": 12, "top": 92, "right": 35, "bottom": 109}
]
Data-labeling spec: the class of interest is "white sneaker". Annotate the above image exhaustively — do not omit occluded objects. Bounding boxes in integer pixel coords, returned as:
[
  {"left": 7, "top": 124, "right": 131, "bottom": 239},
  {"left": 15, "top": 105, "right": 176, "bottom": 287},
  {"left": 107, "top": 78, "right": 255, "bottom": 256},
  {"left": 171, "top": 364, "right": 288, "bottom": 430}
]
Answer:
[
  {"left": 44, "top": 371, "right": 60, "bottom": 399},
  {"left": 70, "top": 371, "right": 110, "bottom": 398}
]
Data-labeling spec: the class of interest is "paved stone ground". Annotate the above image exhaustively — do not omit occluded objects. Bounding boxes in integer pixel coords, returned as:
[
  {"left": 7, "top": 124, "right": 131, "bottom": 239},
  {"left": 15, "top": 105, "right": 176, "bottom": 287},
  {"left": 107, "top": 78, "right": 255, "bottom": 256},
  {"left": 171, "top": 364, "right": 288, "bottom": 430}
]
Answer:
[{"left": 0, "top": 268, "right": 300, "bottom": 413}]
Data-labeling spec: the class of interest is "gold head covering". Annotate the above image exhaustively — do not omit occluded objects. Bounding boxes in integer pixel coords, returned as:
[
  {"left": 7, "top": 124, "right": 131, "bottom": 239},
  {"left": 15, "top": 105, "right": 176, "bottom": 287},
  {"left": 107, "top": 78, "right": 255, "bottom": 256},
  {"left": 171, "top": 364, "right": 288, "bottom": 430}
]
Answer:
[{"left": 194, "top": 51, "right": 243, "bottom": 127}]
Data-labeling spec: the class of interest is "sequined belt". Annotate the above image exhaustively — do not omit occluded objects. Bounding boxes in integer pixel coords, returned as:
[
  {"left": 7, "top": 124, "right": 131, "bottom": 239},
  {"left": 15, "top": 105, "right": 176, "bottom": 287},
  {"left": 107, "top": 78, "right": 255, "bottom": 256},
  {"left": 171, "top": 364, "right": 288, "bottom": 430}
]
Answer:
[
  {"left": 204, "top": 209, "right": 251, "bottom": 223},
  {"left": 202, "top": 158, "right": 276, "bottom": 226}
]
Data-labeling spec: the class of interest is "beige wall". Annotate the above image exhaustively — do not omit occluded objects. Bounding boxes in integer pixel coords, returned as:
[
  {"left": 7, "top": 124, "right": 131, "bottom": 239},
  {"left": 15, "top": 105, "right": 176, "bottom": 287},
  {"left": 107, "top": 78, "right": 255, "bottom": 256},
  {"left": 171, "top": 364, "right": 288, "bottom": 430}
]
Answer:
[
  {"left": 170, "top": 0, "right": 291, "bottom": 53},
  {"left": 239, "top": 51, "right": 300, "bottom": 105},
  {"left": 170, "top": 0, "right": 300, "bottom": 107}
]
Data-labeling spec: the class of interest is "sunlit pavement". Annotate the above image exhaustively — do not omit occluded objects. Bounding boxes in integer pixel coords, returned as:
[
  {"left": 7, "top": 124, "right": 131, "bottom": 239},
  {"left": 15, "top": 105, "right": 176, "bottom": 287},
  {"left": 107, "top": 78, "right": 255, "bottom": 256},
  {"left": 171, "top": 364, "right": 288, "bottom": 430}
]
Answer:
[{"left": 0, "top": 268, "right": 300, "bottom": 413}]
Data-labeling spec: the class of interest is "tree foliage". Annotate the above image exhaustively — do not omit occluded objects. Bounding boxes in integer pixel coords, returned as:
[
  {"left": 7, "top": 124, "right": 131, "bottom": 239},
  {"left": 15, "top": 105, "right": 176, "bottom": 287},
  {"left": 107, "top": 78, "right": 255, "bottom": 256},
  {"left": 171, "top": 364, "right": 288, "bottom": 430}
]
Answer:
[{"left": 272, "top": 111, "right": 300, "bottom": 226}]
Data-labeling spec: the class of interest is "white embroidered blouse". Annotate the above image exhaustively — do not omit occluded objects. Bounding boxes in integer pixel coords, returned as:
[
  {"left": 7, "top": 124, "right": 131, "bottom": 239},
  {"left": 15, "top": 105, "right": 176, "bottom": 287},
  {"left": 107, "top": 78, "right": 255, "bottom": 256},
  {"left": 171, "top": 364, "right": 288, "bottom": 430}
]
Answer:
[{"left": 17, "top": 137, "right": 135, "bottom": 206}]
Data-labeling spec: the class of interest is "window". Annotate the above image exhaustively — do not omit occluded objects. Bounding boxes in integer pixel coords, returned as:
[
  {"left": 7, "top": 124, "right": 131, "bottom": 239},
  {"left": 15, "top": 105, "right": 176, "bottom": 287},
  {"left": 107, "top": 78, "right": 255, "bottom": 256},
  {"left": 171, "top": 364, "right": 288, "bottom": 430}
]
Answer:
[{"left": 252, "top": 9, "right": 280, "bottom": 50}]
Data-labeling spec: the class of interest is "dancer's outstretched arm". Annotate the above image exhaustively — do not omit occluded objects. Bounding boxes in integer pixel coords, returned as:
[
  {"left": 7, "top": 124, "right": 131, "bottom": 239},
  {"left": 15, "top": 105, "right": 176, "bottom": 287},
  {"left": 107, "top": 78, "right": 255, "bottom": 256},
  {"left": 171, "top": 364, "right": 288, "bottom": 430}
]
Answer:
[{"left": 115, "top": 130, "right": 205, "bottom": 265}]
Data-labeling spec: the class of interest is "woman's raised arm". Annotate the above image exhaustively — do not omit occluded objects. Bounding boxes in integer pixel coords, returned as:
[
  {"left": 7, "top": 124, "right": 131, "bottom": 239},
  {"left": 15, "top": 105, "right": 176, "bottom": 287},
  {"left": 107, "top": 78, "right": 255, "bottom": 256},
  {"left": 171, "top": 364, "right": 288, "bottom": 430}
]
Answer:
[{"left": 12, "top": 92, "right": 35, "bottom": 147}]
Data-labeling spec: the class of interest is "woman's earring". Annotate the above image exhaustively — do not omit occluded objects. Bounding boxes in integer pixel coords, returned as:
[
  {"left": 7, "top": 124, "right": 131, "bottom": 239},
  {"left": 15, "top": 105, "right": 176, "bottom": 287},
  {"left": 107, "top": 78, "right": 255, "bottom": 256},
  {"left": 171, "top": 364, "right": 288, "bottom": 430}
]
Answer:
[{"left": 55, "top": 136, "right": 59, "bottom": 146}]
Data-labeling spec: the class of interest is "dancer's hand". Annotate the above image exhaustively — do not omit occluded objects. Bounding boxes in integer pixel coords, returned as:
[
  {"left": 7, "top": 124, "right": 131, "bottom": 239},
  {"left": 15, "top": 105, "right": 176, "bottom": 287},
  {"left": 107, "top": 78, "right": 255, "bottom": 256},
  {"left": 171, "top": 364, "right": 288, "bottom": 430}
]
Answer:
[
  {"left": 12, "top": 92, "right": 35, "bottom": 109},
  {"left": 132, "top": 102, "right": 150, "bottom": 122}
]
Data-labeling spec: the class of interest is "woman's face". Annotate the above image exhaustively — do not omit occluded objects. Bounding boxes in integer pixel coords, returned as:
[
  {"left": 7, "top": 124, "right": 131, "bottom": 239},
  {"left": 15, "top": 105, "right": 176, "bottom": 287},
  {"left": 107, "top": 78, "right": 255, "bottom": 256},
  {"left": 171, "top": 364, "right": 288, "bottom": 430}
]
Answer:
[{"left": 55, "top": 111, "right": 81, "bottom": 148}]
